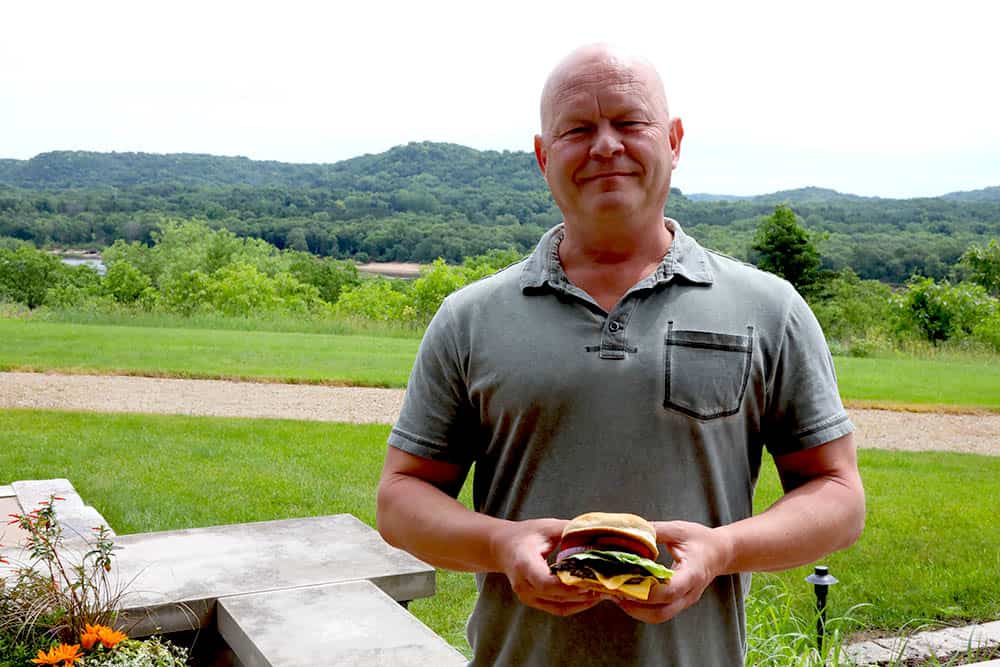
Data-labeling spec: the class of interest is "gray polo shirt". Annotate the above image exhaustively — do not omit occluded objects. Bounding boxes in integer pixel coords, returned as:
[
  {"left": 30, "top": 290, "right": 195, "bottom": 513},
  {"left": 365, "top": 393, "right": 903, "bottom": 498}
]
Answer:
[{"left": 389, "top": 220, "right": 853, "bottom": 666}]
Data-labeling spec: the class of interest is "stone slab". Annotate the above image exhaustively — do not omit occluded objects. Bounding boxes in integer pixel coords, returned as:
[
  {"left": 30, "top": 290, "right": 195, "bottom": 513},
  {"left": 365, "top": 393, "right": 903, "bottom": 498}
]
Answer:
[
  {"left": 113, "top": 514, "right": 436, "bottom": 636},
  {"left": 847, "top": 621, "right": 1000, "bottom": 666},
  {"left": 0, "top": 485, "right": 14, "bottom": 497},
  {"left": 12, "top": 478, "right": 85, "bottom": 511},
  {"left": 218, "top": 580, "right": 466, "bottom": 666},
  {"left": 11, "top": 478, "right": 115, "bottom": 539},
  {"left": 0, "top": 495, "right": 30, "bottom": 558}
]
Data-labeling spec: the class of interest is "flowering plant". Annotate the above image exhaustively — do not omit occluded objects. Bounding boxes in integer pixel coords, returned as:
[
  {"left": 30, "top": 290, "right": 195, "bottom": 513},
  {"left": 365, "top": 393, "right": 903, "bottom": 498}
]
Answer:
[
  {"left": 26, "top": 624, "right": 186, "bottom": 667},
  {"left": 0, "top": 497, "right": 188, "bottom": 666}
]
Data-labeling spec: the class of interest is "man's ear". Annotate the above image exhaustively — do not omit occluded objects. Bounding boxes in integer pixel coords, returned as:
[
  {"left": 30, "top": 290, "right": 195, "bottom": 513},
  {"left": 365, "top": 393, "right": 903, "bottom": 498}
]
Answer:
[
  {"left": 669, "top": 118, "right": 684, "bottom": 168},
  {"left": 534, "top": 134, "right": 547, "bottom": 175}
]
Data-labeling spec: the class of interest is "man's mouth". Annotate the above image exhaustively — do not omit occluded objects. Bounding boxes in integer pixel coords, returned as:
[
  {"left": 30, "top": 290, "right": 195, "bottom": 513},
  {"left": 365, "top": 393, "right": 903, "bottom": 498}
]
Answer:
[{"left": 580, "top": 172, "right": 633, "bottom": 182}]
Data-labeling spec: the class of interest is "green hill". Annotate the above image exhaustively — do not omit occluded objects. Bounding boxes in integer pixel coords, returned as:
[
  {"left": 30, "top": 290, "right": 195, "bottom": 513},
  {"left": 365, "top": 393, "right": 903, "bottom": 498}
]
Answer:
[{"left": 0, "top": 143, "right": 998, "bottom": 283}]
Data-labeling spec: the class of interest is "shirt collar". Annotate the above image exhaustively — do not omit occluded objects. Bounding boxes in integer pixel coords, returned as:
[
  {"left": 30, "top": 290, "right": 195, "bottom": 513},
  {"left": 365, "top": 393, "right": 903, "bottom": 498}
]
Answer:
[{"left": 519, "top": 218, "right": 715, "bottom": 291}]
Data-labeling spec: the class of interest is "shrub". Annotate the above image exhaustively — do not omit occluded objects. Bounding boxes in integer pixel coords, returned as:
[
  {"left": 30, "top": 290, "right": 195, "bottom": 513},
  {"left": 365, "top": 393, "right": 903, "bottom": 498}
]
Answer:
[
  {"left": 894, "top": 277, "right": 996, "bottom": 343},
  {"left": 971, "top": 310, "right": 1000, "bottom": 352},
  {"left": 0, "top": 245, "right": 66, "bottom": 308},
  {"left": 102, "top": 261, "right": 154, "bottom": 304},
  {"left": 336, "top": 278, "right": 415, "bottom": 322},
  {"left": 411, "top": 259, "right": 467, "bottom": 321},
  {"left": 160, "top": 269, "right": 214, "bottom": 315},
  {"left": 958, "top": 239, "right": 1000, "bottom": 295},
  {"left": 808, "top": 269, "right": 893, "bottom": 346}
]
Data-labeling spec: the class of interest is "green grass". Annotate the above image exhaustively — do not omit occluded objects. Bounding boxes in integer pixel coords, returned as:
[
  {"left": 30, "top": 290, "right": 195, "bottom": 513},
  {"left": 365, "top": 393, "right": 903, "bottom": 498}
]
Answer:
[
  {"left": 754, "top": 449, "right": 1000, "bottom": 630},
  {"left": 835, "top": 355, "right": 1000, "bottom": 411},
  {"left": 2, "top": 408, "right": 998, "bottom": 657},
  {"left": 0, "top": 319, "right": 419, "bottom": 387},
  {"left": 4, "top": 319, "right": 1000, "bottom": 409},
  {"left": 31, "top": 305, "right": 426, "bottom": 338}
]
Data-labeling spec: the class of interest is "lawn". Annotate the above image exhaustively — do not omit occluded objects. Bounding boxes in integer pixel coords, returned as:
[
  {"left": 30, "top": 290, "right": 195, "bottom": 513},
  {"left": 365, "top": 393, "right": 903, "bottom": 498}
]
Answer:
[
  {"left": 835, "top": 355, "right": 1000, "bottom": 411},
  {"left": 3, "top": 319, "right": 1000, "bottom": 410},
  {"left": 2, "top": 408, "right": 998, "bottom": 655},
  {"left": 0, "top": 319, "right": 418, "bottom": 387}
]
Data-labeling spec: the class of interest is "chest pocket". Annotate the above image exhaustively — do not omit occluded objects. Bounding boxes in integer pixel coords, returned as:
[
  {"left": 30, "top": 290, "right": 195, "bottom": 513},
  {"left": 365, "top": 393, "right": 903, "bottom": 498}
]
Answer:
[{"left": 664, "top": 323, "right": 754, "bottom": 420}]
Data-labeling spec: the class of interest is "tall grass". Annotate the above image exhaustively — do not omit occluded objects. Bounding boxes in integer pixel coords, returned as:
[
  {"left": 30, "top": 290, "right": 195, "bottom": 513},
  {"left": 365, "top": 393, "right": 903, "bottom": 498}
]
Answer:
[{"left": 28, "top": 303, "right": 424, "bottom": 339}]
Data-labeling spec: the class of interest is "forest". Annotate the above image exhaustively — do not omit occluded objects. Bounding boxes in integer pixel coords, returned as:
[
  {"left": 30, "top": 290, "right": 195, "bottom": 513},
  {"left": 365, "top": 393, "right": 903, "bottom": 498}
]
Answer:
[{"left": 2, "top": 143, "right": 999, "bottom": 284}]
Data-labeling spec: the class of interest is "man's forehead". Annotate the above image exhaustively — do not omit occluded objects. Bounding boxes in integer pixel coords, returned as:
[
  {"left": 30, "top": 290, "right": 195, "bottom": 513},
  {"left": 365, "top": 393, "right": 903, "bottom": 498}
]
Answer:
[
  {"left": 551, "top": 69, "right": 648, "bottom": 102},
  {"left": 540, "top": 48, "right": 669, "bottom": 129},
  {"left": 548, "top": 84, "right": 654, "bottom": 121}
]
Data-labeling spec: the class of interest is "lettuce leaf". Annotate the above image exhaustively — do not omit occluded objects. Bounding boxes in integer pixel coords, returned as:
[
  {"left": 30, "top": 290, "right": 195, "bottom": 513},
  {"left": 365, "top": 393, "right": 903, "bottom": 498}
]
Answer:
[{"left": 563, "top": 550, "right": 673, "bottom": 581}]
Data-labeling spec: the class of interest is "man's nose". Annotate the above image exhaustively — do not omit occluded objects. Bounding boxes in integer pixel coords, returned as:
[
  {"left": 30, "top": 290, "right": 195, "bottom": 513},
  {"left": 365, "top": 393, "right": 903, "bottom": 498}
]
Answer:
[{"left": 589, "top": 124, "right": 624, "bottom": 159}]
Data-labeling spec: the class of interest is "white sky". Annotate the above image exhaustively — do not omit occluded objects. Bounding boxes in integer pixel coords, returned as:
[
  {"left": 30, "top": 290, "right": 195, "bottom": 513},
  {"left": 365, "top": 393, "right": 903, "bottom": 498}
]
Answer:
[{"left": 2, "top": 0, "right": 998, "bottom": 198}]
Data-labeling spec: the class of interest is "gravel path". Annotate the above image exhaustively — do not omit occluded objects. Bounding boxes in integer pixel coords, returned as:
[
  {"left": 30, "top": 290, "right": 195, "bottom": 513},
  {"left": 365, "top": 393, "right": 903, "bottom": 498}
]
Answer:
[{"left": 2, "top": 371, "right": 998, "bottom": 456}]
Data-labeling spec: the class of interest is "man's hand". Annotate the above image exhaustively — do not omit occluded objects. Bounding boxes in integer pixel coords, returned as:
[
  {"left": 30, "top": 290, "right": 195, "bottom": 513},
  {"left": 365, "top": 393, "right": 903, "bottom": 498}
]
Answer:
[
  {"left": 613, "top": 520, "right": 731, "bottom": 624},
  {"left": 491, "top": 518, "right": 605, "bottom": 617}
]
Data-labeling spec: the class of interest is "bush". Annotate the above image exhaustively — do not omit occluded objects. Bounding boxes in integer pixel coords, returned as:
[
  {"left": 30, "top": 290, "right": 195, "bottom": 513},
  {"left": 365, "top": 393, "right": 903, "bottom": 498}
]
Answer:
[
  {"left": 959, "top": 239, "right": 1000, "bottom": 295},
  {"left": 285, "top": 252, "right": 360, "bottom": 304},
  {"left": 335, "top": 278, "right": 415, "bottom": 322},
  {"left": 411, "top": 259, "right": 467, "bottom": 321},
  {"left": 808, "top": 269, "right": 894, "bottom": 346},
  {"left": 0, "top": 245, "right": 66, "bottom": 308},
  {"left": 103, "top": 260, "right": 154, "bottom": 304},
  {"left": 971, "top": 310, "right": 1000, "bottom": 352},
  {"left": 160, "top": 269, "right": 213, "bottom": 315},
  {"left": 894, "top": 277, "right": 996, "bottom": 344}
]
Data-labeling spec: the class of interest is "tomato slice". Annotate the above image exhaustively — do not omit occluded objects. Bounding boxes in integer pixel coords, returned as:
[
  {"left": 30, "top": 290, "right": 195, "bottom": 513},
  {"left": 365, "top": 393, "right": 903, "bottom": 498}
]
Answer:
[{"left": 558, "top": 532, "right": 656, "bottom": 560}]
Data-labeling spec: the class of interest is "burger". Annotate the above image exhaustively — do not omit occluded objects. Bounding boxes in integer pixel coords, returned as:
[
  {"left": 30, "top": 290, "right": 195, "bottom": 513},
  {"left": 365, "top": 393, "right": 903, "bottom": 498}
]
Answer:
[{"left": 549, "top": 512, "right": 673, "bottom": 601}]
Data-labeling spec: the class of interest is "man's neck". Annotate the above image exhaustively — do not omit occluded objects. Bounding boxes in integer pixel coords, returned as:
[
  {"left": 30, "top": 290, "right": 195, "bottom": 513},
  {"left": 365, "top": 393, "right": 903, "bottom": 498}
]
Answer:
[
  {"left": 560, "top": 215, "right": 672, "bottom": 268},
  {"left": 558, "top": 216, "right": 674, "bottom": 312}
]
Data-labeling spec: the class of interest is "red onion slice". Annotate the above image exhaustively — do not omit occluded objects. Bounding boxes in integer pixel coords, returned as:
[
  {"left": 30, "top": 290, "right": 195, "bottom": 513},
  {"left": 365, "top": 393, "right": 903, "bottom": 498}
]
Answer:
[{"left": 555, "top": 545, "right": 588, "bottom": 562}]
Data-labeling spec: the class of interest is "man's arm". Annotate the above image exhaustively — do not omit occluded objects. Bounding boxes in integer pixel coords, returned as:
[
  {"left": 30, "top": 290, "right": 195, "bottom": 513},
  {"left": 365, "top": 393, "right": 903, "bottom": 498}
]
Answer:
[
  {"left": 376, "top": 446, "right": 604, "bottom": 616},
  {"left": 720, "top": 431, "right": 865, "bottom": 572},
  {"left": 616, "top": 433, "right": 865, "bottom": 623}
]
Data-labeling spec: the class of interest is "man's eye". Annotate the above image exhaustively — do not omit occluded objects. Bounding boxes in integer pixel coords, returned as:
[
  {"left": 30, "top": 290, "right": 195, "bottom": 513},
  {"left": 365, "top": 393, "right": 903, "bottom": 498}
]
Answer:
[
  {"left": 616, "top": 120, "right": 643, "bottom": 128},
  {"left": 563, "top": 126, "right": 590, "bottom": 136}
]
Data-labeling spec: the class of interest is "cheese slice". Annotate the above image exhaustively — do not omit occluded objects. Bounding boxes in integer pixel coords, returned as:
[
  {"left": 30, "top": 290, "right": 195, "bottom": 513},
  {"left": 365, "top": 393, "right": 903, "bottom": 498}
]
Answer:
[{"left": 556, "top": 570, "right": 655, "bottom": 601}]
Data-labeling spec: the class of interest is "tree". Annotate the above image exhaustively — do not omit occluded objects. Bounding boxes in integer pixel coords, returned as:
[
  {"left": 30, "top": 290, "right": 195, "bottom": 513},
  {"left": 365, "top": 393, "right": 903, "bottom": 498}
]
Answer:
[
  {"left": 0, "top": 245, "right": 64, "bottom": 308},
  {"left": 959, "top": 239, "right": 1000, "bottom": 295},
  {"left": 750, "top": 205, "right": 822, "bottom": 291}
]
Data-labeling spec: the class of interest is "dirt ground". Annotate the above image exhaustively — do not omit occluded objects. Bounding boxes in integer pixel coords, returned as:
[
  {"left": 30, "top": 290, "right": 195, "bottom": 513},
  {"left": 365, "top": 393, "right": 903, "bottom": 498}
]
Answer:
[
  {"left": 3, "top": 370, "right": 997, "bottom": 661},
  {"left": 1, "top": 371, "right": 998, "bottom": 456}
]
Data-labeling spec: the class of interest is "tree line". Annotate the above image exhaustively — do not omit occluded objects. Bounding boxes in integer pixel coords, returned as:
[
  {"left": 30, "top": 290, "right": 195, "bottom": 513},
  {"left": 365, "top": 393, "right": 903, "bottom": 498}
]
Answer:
[
  {"left": 1, "top": 144, "right": 999, "bottom": 284},
  {"left": 2, "top": 213, "right": 998, "bottom": 353}
]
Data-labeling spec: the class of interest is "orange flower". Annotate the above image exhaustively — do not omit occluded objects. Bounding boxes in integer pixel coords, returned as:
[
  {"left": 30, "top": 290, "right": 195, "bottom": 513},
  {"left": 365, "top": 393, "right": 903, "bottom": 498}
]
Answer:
[
  {"left": 96, "top": 625, "right": 128, "bottom": 648},
  {"left": 78, "top": 623, "right": 128, "bottom": 649},
  {"left": 80, "top": 624, "right": 100, "bottom": 650},
  {"left": 31, "top": 643, "right": 82, "bottom": 665}
]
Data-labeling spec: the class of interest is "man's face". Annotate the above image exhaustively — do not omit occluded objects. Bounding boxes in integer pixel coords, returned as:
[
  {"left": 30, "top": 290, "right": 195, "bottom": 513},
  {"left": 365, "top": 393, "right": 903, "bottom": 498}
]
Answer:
[{"left": 534, "top": 59, "right": 682, "bottom": 226}]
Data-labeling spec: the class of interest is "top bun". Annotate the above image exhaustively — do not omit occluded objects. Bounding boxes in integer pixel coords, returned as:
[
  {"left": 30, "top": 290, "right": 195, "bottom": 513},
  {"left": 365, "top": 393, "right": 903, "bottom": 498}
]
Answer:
[{"left": 562, "top": 512, "right": 658, "bottom": 559}]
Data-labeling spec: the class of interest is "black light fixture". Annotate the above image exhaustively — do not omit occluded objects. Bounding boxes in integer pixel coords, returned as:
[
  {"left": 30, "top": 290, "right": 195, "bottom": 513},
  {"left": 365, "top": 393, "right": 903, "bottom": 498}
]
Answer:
[{"left": 805, "top": 565, "right": 839, "bottom": 652}]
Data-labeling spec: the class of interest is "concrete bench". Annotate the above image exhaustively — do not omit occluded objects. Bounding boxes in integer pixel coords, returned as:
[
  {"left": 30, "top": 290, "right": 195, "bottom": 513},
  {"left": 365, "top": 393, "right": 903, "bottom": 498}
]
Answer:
[
  {"left": 113, "top": 514, "right": 437, "bottom": 636},
  {"left": 3, "top": 480, "right": 461, "bottom": 665},
  {"left": 218, "top": 580, "right": 466, "bottom": 666}
]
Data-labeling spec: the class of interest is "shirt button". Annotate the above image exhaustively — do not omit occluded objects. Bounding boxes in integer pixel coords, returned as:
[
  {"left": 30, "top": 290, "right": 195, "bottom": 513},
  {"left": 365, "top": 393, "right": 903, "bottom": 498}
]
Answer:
[{"left": 608, "top": 321, "right": 622, "bottom": 333}]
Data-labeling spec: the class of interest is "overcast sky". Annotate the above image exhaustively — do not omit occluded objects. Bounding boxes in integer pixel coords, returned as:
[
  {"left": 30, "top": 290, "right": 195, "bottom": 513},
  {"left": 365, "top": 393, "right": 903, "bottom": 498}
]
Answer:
[{"left": 3, "top": 0, "right": 998, "bottom": 198}]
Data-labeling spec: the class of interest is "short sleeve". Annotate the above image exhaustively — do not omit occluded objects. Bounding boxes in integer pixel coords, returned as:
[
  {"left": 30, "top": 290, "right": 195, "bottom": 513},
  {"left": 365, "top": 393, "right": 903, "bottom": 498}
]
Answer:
[
  {"left": 388, "top": 298, "right": 479, "bottom": 465},
  {"left": 763, "top": 291, "right": 854, "bottom": 456}
]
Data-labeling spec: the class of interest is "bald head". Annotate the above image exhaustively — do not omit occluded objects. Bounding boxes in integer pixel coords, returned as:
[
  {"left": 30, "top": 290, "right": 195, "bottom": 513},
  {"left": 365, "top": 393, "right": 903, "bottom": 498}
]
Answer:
[{"left": 539, "top": 44, "right": 670, "bottom": 138}]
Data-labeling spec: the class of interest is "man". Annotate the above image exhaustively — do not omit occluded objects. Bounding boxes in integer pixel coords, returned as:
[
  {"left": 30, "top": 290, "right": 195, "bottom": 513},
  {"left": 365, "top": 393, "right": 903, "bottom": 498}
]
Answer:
[{"left": 377, "top": 44, "right": 865, "bottom": 666}]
